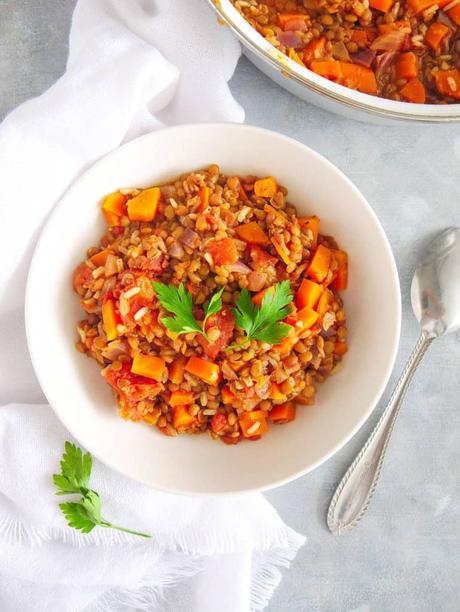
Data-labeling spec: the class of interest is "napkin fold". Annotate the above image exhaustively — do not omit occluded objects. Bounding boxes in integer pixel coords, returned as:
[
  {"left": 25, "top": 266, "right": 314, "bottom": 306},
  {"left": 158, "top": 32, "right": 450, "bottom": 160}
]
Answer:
[{"left": 0, "top": 1, "right": 305, "bottom": 610}]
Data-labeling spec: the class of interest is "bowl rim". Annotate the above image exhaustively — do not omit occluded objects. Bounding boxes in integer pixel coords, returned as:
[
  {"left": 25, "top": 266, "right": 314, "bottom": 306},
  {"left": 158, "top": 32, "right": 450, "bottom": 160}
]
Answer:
[
  {"left": 25, "top": 122, "right": 402, "bottom": 495},
  {"left": 207, "top": 0, "right": 460, "bottom": 123}
]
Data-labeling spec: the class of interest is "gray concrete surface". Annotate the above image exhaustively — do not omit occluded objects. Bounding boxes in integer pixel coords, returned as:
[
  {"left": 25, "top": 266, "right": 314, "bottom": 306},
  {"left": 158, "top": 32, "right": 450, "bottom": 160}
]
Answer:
[{"left": 1, "top": 2, "right": 459, "bottom": 611}]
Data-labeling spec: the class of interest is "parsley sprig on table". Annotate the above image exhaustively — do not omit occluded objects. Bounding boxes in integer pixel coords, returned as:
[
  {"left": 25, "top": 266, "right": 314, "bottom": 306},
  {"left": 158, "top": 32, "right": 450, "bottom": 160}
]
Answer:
[
  {"left": 153, "top": 282, "right": 224, "bottom": 340},
  {"left": 53, "top": 442, "right": 150, "bottom": 538},
  {"left": 229, "top": 280, "right": 293, "bottom": 349}
]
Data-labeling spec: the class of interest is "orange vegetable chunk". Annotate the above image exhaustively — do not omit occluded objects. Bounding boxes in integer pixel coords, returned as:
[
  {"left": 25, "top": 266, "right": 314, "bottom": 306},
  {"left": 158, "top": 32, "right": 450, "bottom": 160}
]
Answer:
[
  {"left": 400, "top": 78, "right": 426, "bottom": 103},
  {"left": 221, "top": 386, "right": 235, "bottom": 405},
  {"left": 369, "top": 0, "right": 394, "bottom": 11},
  {"left": 278, "top": 12, "right": 308, "bottom": 29},
  {"left": 90, "top": 249, "right": 111, "bottom": 267},
  {"left": 169, "top": 390, "right": 194, "bottom": 407},
  {"left": 254, "top": 176, "right": 277, "bottom": 198},
  {"left": 295, "top": 306, "right": 320, "bottom": 331},
  {"left": 127, "top": 187, "right": 160, "bottom": 222},
  {"left": 299, "top": 215, "right": 320, "bottom": 248},
  {"left": 206, "top": 238, "right": 238, "bottom": 265},
  {"left": 433, "top": 69, "right": 460, "bottom": 100},
  {"left": 102, "top": 192, "right": 127, "bottom": 226},
  {"left": 239, "top": 410, "right": 269, "bottom": 438},
  {"left": 396, "top": 52, "right": 418, "bottom": 80},
  {"left": 448, "top": 3, "right": 460, "bottom": 25},
  {"left": 235, "top": 221, "right": 269, "bottom": 245},
  {"left": 172, "top": 405, "right": 196, "bottom": 429},
  {"left": 330, "top": 250, "right": 348, "bottom": 291},
  {"left": 269, "top": 383, "right": 288, "bottom": 403},
  {"left": 271, "top": 237, "right": 291, "bottom": 265},
  {"left": 425, "top": 22, "right": 450, "bottom": 51},
  {"left": 303, "top": 37, "right": 327, "bottom": 65},
  {"left": 102, "top": 300, "right": 118, "bottom": 341},
  {"left": 169, "top": 358, "right": 185, "bottom": 385},
  {"left": 131, "top": 354, "right": 166, "bottom": 381},
  {"left": 269, "top": 402, "right": 296, "bottom": 423},
  {"left": 307, "top": 244, "right": 332, "bottom": 283},
  {"left": 198, "top": 185, "right": 210, "bottom": 211},
  {"left": 316, "top": 288, "right": 332, "bottom": 317},
  {"left": 273, "top": 325, "right": 297, "bottom": 355},
  {"left": 297, "top": 278, "right": 323, "bottom": 309},
  {"left": 310, "top": 61, "right": 377, "bottom": 95},
  {"left": 252, "top": 286, "right": 273, "bottom": 306},
  {"left": 185, "top": 356, "right": 221, "bottom": 386}
]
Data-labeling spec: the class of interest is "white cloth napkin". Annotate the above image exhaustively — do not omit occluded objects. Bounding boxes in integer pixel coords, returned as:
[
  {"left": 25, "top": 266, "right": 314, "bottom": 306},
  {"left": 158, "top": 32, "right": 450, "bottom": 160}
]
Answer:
[{"left": 0, "top": 1, "right": 305, "bottom": 610}]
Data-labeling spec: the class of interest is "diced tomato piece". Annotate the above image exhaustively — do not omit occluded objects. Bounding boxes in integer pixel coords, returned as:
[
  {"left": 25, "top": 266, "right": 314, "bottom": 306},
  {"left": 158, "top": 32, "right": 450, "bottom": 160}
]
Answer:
[
  {"left": 249, "top": 245, "right": 278, "bottom": 270},
  {"left": 211, "top": 413, "right": 227, "bottom": 433},
  {"left": 197, "top": 308, "right": 235, "bottom": 359},
  {"left": 206, "top": 238, "right": 238, "bottom": 266},
  {"left": 73, "top": 263, "right": 93, "bottom": 292}
]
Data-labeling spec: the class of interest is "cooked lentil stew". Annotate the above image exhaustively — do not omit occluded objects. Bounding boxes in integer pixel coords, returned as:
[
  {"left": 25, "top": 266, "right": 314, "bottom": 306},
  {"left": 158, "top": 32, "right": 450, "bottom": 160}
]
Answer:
[
  {"left": 73, "top": 166, "right": 348, "bottom": 444},
  {"left": 231, "top": 0, "right": 460, "bottom": 103}
]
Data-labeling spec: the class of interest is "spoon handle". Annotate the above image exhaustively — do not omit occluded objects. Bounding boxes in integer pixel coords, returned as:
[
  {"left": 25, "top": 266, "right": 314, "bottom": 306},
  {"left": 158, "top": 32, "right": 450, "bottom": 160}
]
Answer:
[{"left": 327, "top": 331, "right": 433, "bottom": 535}]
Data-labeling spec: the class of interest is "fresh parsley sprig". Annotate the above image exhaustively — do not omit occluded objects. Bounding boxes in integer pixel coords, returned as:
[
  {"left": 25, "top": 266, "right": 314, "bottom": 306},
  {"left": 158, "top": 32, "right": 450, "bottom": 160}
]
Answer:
[
  {"left": 229, "top": 280, "right": 293, "bottom": 349},
  {"left": 153, "top": 282, "right": 224, "bottom": 340},
  {"left": 53, "top": 442, "right": 150, "bottom": 538}
]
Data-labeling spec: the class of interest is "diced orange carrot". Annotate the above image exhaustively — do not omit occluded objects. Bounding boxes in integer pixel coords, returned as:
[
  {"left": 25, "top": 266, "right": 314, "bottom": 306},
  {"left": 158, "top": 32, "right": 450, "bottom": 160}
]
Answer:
[
  {"left": 340, "top": 62, "right": 377, "bottom": 95},
  {"left": 235, "top": 221, "right": 270, "bottom": 245},
  {"left": 102, "top": 192, "right": 127, "bottom": 226},
  {"left": 271, "top": 237, "right": 291, "bottom": 265},
  {"left": 269, "top": 402, "right": 296, "bottom": 423},
  {"left": 370, "top": 0, "right": 394, "bottom": 11},
  {"left": 253, "top": 176, "right": 277, "bottom": 198},
  {"left": 278, "top": 12, "right": 309, "bottom": 29},
  {"left": 303, "top": 37, "right": 327, "bottom": 65},
  {"left": 185, "top": 356, "right": 221, "bottom": 386},
  {"left": 330, "top": 250, "right": 348, "bottom": 291},
  {"left": 310, "top": 61, "right": 377, "bottom": 95},
  {"left": 351, "top": 29, "right": 368, "bottom": 45},
  {"left": 298, "top": 215, "right": 320, "bottom": 249},
  {"left": 273, "top": 325, "right": 297, "bottom": 355},
  {"left": 425, "top": 22, "right": 450, "bottom": 51},
  {"left": 131, "top": 354, "right": 166, "bottom": 381},
  {"left": 206, "top": 238, "right": 238, "bottom": 265},
  {"left": 143, "top": 408, "right": 161, "bottom": 425},
  {"left": 378, "top": 20, "right": 411, "bottom": 34},
  {"left": 169, "top": 390, "right": 194, "bottom": 407},
  {"left": 307, "top": 244, "right": 332, "bottom": 283},
  {"left": 295, "top": 306, "right": 319, "bottom": 332},
  {"left": 448, "top": 3, "right": 460, "bottom": 25},
  {"left": 252, "top": 286, "right": 273, "bottom": 307},
  {"left": 102, "top": 300, "right": 118, "bottom": 341},
  {"left": 400, "top": 78, "right": 426, "bottom": 103},
  {"left": 409, "top": 0, "right": 451, "bottom": 12},
  {"left": 172, "top": 405, "right": 196, "bottom": 429},
  {"left": 239, "top": 410, "right": 269, "bottom": 438},
  {"left": 316, "top": 288, "right": 332, "bottom": 317},
  {"left": 395, "top": 52, "right": 418, "bottom": 80},
  {"left": 433, "top": 69, "right": 460, "bottom": 100},
  {"left": 127, "top": 187, "right": 160, "bottom": 222},
  {"left": 197, "top": 185, "right": 210, "bottom": 211},
  {"left": 169, "top": 357, "right": 185, "bottom": 384},
  {"left": 269, "top": 383, "right": 288, "bottom": 403},
  {"left": 296, "top": 278, "right": 323, "bottom": 309},
  {"left": 221, "top": 386, "right": 235, "bottom": 405},
  {"left": 334, "top": 341, "right": 348, "bottom": 356},
  {"left": 90, "top": 249, "right": 112, "bottom": 267},
  {"left": 288, "top": 48, "right": 306, "bottom": 66}
]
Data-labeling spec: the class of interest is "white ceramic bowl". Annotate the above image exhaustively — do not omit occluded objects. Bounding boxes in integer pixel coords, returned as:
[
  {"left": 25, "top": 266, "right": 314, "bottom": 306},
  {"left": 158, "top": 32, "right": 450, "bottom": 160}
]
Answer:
[
  {"left": 26, "top": 123, "right": 401, "bottom": 495},
  {"left": 207, "top": 0, "right": 460, "bottom": 124}
]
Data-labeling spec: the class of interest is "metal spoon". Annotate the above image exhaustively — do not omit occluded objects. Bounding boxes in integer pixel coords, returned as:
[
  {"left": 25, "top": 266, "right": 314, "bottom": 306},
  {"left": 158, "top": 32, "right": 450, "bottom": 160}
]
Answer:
[{"left": 327, "top": 227, "right": 460, "bottom": 535}]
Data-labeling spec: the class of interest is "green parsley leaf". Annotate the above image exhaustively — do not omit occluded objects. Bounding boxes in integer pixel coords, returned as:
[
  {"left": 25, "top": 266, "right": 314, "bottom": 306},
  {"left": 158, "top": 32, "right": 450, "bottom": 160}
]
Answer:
[
  {"left": 231, "top": 281, "right": 293, "bottom": 347},
  {"left": 52, "top": 441, "right": 91, "bottom": 495},
  {"left": 153, "top": 282, "right": 224, "bottom": 339},
  {"left": 53, "top": 442, "right": 151, "bottom": 538}
]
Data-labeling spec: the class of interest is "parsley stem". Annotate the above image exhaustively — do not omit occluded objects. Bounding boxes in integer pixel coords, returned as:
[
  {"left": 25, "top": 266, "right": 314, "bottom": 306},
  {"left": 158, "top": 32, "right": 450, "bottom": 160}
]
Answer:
[{"left": 101, "top": 521, "right": 151, "bottom": 538}]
